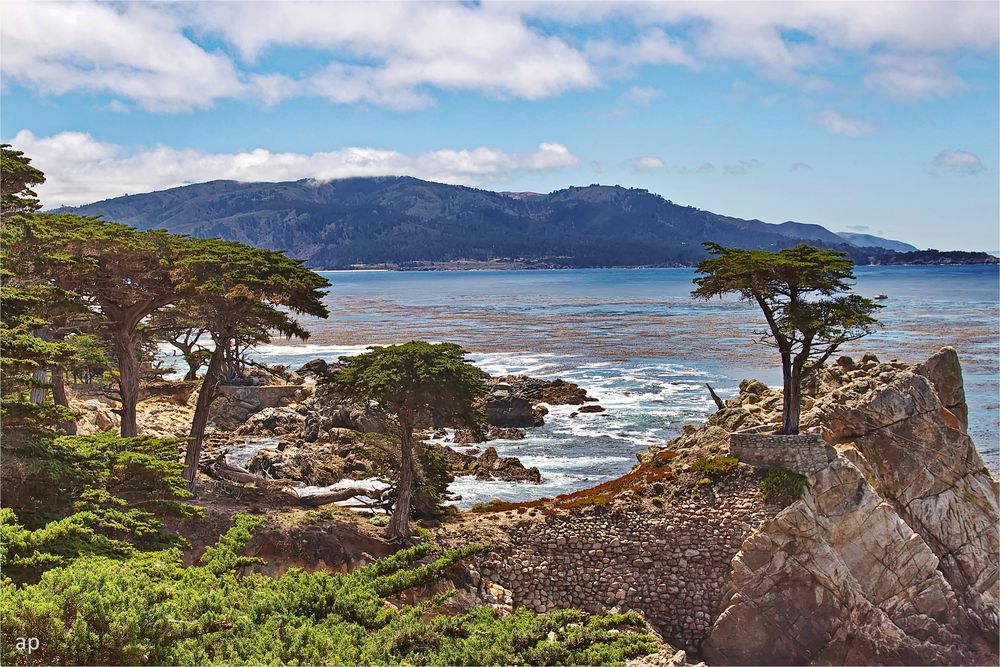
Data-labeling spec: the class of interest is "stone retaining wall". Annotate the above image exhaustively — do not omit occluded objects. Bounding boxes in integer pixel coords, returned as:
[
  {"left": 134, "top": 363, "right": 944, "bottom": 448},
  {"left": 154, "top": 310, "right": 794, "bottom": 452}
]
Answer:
[
  {"left": 464, "top": 477, "right": 779, "bottom": 653},
  {"left": 729, "top": 426, "right": 834, "bottom": 476}
]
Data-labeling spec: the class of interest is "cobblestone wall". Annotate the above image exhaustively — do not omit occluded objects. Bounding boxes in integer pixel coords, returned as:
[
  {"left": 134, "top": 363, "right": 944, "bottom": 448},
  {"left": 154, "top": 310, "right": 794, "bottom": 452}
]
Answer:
[
  {"left": 729, "top": 427, "right": 834, "bottom": 475},
  {"left": 465, "top": 477, "right": 779, "bottom": 653}
]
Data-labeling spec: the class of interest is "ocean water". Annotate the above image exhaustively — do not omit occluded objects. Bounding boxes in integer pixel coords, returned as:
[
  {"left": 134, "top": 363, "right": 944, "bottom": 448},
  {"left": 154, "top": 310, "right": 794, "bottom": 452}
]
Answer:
[{"left": 244, "top": 265, "right": 999, "bottom": 505}]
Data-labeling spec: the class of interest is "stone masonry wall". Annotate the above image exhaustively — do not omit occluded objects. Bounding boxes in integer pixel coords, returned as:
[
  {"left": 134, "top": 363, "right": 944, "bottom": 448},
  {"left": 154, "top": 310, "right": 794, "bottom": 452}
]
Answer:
[
  {"left": 464, "top": 477, "right": 779, "bottom": 653},
  {"left": 729, "top": 427, "right": 834, "bottom": 476}
]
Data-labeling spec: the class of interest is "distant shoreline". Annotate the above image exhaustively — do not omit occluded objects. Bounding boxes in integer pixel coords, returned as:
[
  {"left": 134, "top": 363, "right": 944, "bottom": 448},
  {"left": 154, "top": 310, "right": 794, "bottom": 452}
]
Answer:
[{"left": 312, "top": 260, "right": 1000, "bottom": 272}]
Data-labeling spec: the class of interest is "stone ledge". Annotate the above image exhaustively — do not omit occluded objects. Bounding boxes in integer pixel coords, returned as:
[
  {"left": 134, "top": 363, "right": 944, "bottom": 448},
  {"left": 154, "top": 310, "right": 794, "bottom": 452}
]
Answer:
[{"left": 730, "top": 426, "right": 834, "bottom": 476}]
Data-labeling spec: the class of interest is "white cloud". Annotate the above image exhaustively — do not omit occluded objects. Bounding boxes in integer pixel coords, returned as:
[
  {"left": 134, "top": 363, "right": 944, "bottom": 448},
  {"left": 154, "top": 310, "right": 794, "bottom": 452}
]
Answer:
[
  {"left": 526, "top": 1, "right": 997, "bottom": 97},
  {"left": 628, "top": 156, "right": 666, "bottom": 172},
  {"left": 791, "top": 162, "right": 814, "bottom": 172},
  {"left": 863, "top": 55, "right": 968, "bottom": 101},
  {"left": 1, "top": 0, "right": 596, "bottom": 111},
  {"left": 193, "top": 1, "right": 597, "bottom": 103},
  {"left": 587, "top": 28, "right": 694, "bottom": 69},
  {"left": 1, "top": 1, "right": 995, "bottom": 112},
  {"left": 808, "top": 110, "right": 878, "bottom": 137},
  {"left": 1, "top": 2, "right": 244, "bottom": 112},
  {"left": 933, "top": 150, "right": 985, "bottom": 174},
  {"left": 603, "top": 85, "right": 666, "bottom": 118},
  {"left": 10, "top": 130, "right": 580, "bottom": 207}
]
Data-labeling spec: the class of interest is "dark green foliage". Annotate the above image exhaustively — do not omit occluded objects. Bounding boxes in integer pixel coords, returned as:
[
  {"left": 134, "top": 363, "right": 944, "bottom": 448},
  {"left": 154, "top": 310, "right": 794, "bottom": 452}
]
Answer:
[
  {"left": 1, "top": 517, "right": 657, "bottom": 666},
  {"left": 1, "top": 143, "right": 45, "bottom": 215},
  {"left": 418, "top": 441, "right": 455, "bottom": 497},
  {"left": 759, "top": 468, "right": 808, "bottom": 504},
  {"left": 63, "top": 333, "right": 113, "bottom": 383},
  {"left": 691, "top": 455, "right": 740, "bottom": 478},
  {"left": 1, "top": 433, "right": 197, "bottom": 583},
  {"left": 330, "top": 342, "right": 486, "bottom": 428}
]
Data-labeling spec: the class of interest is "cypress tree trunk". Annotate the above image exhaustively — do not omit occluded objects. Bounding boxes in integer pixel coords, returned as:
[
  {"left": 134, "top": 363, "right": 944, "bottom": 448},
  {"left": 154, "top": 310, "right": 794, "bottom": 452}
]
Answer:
[
  {"left": 29, "top": 368, "right": 49, "bottom": 404},
  {"left": 386, "top": 417, "right": 415, "bottom": 542},
  {"left": 782, "top": 362, "right": 804, "bottom": 435},
  {"left": 779, "top": 351, "right": 796, "bottom": 435},
  {"left": 29, "top": 329, "right": 50, "bottom": 404},
  {"left": 51, "top": 367, "right": 77, "bottom": 435},
  {"left": 184, "top": 341, "right": 226, "bottom": 491},
  {"left": 112, "top": 327, "right": 141, "bottom": 437}
]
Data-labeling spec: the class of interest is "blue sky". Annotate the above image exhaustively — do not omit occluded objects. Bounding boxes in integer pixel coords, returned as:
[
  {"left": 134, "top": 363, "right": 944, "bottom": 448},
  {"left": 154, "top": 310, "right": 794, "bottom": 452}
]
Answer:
[{"left": 2, "top": 1, "right": 998, "bottom": 250}]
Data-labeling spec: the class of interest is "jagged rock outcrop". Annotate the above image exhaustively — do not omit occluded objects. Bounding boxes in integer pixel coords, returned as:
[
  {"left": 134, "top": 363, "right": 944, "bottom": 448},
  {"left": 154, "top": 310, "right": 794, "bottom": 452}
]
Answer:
[
  {"left": 497, "top": 375, "right": 597, "bottom": 406},
  {"left": 702, "top": 459, "right": 977, "bottom": 665},
  {"left": 431, "top": 444, "right": 541, "bottom": 483},
  {"left": 452, "top": 426, "right": 526, "bottom": 444},
  {"left": 702, "top": 347, "right": 998, "bottom": 665},
  {"left": 234, "top": 406, "right": 306, "bottom": 437},
  {"left": 815, "top": 349, "right": 998, "bottom": 639}
]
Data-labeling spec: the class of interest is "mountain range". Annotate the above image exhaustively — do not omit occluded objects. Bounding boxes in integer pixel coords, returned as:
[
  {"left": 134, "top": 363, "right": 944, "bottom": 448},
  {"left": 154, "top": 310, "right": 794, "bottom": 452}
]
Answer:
[{"left": 58, "top": 177, "right": 994, "bottom": 269}]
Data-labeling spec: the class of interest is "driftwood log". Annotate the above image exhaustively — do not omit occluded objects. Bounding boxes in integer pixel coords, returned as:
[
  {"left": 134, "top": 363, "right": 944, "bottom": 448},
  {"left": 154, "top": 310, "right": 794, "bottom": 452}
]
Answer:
[
  {"left": 280, "top": 485, "right": 390, "bottom": 507},
  {"left": 200, "top": 451, "right": 392, "bottom": 509},
  {"left": 202, "top": 452, "right": 301, "bottom": 490}
]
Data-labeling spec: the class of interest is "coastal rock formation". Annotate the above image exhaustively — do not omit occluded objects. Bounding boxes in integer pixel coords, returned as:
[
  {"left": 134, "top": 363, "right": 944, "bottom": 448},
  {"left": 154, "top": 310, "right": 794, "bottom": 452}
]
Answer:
[
  {"left": 454, "top": 348, "right": 998, "bottom": 665},
  {"left": 478, "top": 376, "right": 594, "bottom": 428},
  {"left": 452, "top": 426, "right": 526, "bottom": 444},
  {"left": 449, "top": 473, "right": 779, "bottom": 651},
  {"left": 481, "top": 388, "right": 542, "bottom": 428},
  {"left": 496, "top": 375, "right": 597, "bottom": 406},
  {"left": 702, "top": 348, "right": 998, "bottom": 664},
  {"left": 431, "top": 444, "right": 541, "bottom": 483},
  {"left": 702, "top": 459, "right": 977, "bottom": 665}
]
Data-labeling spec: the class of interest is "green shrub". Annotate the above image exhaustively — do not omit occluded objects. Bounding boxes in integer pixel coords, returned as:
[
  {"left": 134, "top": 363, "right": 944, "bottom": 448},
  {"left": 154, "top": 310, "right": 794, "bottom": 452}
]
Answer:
[
  {"left": 0, "top": 517, "right": 657, "bottom": 666},
  {"left": 1, "top": 432, "right": 197, "bottom": 583},
  {"left": 411, "top": 526, "right": 434, "bottom": 542},
  {"left": 759, "top": 468, "right": 807, "bottom": 503},
  {"left": 691, "top": 455, "right": 739, "bottom": 478}
]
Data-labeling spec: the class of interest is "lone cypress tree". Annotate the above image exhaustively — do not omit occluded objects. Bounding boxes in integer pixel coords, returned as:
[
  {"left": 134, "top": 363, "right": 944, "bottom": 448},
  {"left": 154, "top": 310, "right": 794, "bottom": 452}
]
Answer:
[
  {"left": 693, "top": 242, "right": 881, "bottom": 434},
  {"left": 329, "top": 342, "right": 485, "bottom": 541}
]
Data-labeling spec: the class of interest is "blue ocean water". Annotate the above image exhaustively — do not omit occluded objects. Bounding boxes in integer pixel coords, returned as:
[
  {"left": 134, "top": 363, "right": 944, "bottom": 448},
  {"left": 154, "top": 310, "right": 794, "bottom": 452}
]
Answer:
[{"left": 245, "top": 265, "right": 999, "bottom": 505}]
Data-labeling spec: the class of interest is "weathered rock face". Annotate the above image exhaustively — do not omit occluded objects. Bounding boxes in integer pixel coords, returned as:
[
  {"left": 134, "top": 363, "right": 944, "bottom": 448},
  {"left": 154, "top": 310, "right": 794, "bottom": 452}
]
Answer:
[
  {"left": 234, "top": 406, "right": 306, "bottom": 437},
  {"left": 916, "top": 346, "right": 969, "bottom": 429},
  {"left": 481, "top": 389, "right": 541, "bottom": 427},
  {"left": 431, "top": 444, "right": 541, "bottom": 483},
  {"left": 497, "top": 375, "right": 597, "bottom": 406},
  {"left": 452, "top": 426, "right": 526, "bottom": 444},
  {"left": 247, "top": 445, "right": 351, "bottom": 486},
  {"left": 456, "top": 348, "right": 997, "bottom": 666},
  {"left": 702, "top": 459, "right": 977, "bottom": 665},
  {"left": 477, "top": 375, "right": 594, "bottom": 428},
  {"left": 209, "top": 384, "right": 309, "bottom": 432},
  {"left": 815, "top": 351, "right": 999, "bottom": 640},
  {"left": 702, "top": 348, "right": 999, "bottom": 665}
]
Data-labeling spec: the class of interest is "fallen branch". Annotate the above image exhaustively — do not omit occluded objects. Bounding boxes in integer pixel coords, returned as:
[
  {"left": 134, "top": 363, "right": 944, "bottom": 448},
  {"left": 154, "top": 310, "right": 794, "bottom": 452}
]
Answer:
[
  {"left": 280, "top": 485, "right": 389, "bottom": 507},
  {"left": 203, "top": 452, "right": 301, "bottom": 490}
]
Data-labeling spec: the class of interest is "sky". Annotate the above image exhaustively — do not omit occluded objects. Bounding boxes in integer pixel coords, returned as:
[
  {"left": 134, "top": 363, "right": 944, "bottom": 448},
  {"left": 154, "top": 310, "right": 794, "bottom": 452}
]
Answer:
[{"left": 2, "top": 1, "right": 998, "bottom": 251}]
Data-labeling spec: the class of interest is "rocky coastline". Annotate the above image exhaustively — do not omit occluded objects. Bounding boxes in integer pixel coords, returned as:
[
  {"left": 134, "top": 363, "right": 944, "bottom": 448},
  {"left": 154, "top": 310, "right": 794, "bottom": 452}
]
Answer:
[{"left": 65, "top": 347, "right": 999, "bottom": 665}]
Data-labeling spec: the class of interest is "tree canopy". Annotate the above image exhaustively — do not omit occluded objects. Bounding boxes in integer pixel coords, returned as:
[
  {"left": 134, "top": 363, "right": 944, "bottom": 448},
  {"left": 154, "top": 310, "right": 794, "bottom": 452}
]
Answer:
[
  {"left": 174, "top": 236, "right": 330, "bottom": 489},
  {"left": 1, "top": 143, "right": 45, "bottom": 216},
  {"left": 693, "top": 242, "right": 880, "bottom": 434},
  {"left": 330, "top": 342, "right": 485, "bottom": 540}
]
